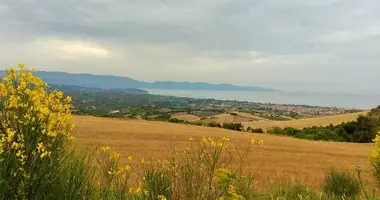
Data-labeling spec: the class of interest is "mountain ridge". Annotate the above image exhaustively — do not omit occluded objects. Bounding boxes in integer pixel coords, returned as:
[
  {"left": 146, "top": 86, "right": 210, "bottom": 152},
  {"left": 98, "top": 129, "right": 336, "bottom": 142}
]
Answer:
[{"left": 0, "top": 70, "right": 277, "bottom": 92}]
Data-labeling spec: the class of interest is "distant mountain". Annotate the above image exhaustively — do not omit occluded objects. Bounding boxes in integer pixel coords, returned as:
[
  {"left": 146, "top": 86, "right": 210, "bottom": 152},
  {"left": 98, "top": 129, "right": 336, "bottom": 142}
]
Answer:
[
  {"left": 0, "top": 70, "right": 277, "bottom": 92},
  {"left": 49, "top": 84, "right": 148, "bottom": 94}
]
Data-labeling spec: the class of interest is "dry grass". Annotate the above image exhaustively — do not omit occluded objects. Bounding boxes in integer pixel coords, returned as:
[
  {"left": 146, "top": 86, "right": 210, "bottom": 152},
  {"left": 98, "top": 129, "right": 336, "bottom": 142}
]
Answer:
[
  {"left": 172, "top": 113, "right": 200, "bottom": 122},
  {"left": 243, "top": 112, "right": 368, "bottom": 131},
  {"left": 73, "top": 115, "right": 376, "bottom": 191},
  {"left": 232, "top": 111, "right": 268, "bottom": 121},
  {"left": 200, "top": 112, "right": 267, "bottom": 124}
]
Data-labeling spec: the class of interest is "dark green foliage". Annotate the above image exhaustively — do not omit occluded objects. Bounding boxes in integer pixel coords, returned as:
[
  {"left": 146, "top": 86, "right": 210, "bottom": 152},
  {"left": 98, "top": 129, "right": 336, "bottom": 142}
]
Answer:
[
  {"left": 168, "top": 118, "right": 185, "bottom": 123},
  {"left": 323, "top": 169, "right": 360, "bottom": 199},
  {"left": 246, "top": 127, "right": 264, "bottom": 133},
  {"left": 206, "top": 121, "right": 222, "bottom": 128},
  {"left": 222, "top": 123, "right": 244, "bottom": 131},
  {"left": 269, "top": 183, "right": 318, "bottom": 200},
  {"left": 0, "top": 150, "right": 95, "bottom": 200},
  {"left": 144, "top": 170, "right": 172, "bottom": 200},
  {"left": 190, "top": 121, "right": 205, "bottom": 126},
  {"left": 368, "top": 106, "right": 380, "bottom": 119},
  {"left": 152, "top": 114, "right": 172, "bottom": 121},
  {"left": 267, "top": 115, "right": 380, "bottom": 143}
]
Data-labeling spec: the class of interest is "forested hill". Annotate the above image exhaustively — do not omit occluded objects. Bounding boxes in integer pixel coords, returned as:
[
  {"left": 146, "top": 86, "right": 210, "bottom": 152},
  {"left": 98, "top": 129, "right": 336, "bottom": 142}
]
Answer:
[{"left": 0, "top": 70, "right": 276, "bottom": 92}]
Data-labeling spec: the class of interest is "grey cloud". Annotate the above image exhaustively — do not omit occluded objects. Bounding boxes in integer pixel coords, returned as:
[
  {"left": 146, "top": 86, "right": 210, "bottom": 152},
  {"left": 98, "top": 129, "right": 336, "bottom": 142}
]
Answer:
[{"left": 0, "top": 0, "right": 379, "bottom": 94}]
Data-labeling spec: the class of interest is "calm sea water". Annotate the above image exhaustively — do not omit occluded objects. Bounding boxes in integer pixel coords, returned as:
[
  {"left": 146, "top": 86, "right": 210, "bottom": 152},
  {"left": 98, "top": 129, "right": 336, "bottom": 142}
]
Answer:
[{"left": 145, "top": 89, "right": 380, "bottom": 109}]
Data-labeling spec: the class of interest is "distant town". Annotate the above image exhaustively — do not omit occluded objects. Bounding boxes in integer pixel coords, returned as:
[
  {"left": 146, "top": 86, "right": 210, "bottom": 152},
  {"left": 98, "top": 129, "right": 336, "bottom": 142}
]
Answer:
[{"left": 53, "top": 84, "right": 361, "bottom": 121}]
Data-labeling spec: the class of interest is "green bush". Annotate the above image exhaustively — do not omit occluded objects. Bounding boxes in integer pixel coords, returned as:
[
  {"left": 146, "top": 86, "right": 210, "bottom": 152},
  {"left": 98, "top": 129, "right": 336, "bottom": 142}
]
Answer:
[
  {"left": 266, "top": 114, "right": 380, "bottom": 143},
  {"left": 168, "top": 118, "right": 185, "bottom": 123},
  {"left": 206, "top": 121, "right": 222, "bottom": 128},
  {"left": 144, "top": 169, "right": 172, "bottom": 200},
  {"left": 268, "top": 183, "right": 318, "bottom": 200},
  {"left": 246, "top": 127, "right": 264, "bottom": 133},
  {"left": 323, "top": 169, "right": 360, "bottom": 199},
  {"left": 222, "top": 123, "right": 244, "bottom": 131}
]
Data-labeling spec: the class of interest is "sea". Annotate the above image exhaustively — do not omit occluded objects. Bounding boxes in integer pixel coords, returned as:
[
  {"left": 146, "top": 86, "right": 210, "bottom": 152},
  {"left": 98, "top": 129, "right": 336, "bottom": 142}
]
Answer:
[{"left": 145, "top": 89, "right": 380, "bottom": 109}]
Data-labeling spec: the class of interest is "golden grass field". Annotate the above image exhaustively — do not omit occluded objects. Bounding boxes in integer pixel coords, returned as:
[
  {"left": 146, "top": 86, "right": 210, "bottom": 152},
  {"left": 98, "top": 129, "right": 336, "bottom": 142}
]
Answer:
[
  {"left": 73, "top": 113, "right": 376, "bottom": 191},
  {"left": 243, "top": 112, "right": 368, "bottom": 130},
  {"left": 171, "top": 113, "right": 200, "bottom": 122},
  {"left": 200, "top": 112, "right": 268, "bottom": 124}
]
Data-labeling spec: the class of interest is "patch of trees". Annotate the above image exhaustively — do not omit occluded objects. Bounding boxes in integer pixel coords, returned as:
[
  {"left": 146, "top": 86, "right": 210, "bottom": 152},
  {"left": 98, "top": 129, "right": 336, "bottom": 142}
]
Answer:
[
  {"left": 246, "top": 127, "right": 264, "bottom": 133},
  {"left": 222, "top": 123, "right": 244, "bottom": 131},
  {"left": 267, "top": 114, "right": 380, "bottom": 143}
]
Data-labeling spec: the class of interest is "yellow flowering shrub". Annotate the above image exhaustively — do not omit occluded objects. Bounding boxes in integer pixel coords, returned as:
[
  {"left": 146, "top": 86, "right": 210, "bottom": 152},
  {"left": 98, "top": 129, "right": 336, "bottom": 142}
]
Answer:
[
  {"left": 370, "top": 131, "right": 380, "bottom": 182},
  {"left": 0, "top": 64, "right": 76, "bottom": 199}
]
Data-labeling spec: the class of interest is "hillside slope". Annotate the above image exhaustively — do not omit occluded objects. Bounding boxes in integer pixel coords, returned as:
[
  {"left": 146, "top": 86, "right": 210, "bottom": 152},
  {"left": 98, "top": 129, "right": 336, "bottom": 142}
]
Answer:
[
  {"left": 0, "top": 70, "right": 275, "bottom": 91},
  {"left": 243, "top": 111, "right": 367, "bottom": 130},
  {"left": 73, "top": 115, "right": 374, "bottom": 190}
]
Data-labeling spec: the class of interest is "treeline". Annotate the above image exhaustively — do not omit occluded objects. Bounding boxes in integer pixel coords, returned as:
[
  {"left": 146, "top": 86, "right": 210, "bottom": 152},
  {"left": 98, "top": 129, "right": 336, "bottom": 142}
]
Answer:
[
  {"left": 146, "top": 114, "right": 264, "bottom": 133},
  {"left": 268, "top": 112, "right": 380, "bottom": 143}
]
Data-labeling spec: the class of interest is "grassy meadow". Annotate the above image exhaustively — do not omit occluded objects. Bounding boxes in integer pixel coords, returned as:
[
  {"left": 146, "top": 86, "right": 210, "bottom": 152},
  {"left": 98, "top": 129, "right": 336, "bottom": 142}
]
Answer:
[
  {"left": 73, "top": 115, "right": 376, "bottom": 191},
  {"left": 243, "top": 112, "right": 367, "bottom": 131}
]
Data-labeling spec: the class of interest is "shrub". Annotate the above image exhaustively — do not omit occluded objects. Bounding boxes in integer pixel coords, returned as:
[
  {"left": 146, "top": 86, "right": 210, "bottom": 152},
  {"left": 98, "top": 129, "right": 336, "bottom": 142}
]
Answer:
[
  {"left": 168, "top": 118, "right": 185, "bottom": 123},
  {"left": 371, "top": 131, "right": 380, "bottom": 184},
  {"left": 144, "top": 169, "right": 172, "bottom": 200},
  {"left": 246, "top": 127, "right": 264, "bottom": 133},
  {"left": 266, "top": 115, "right": 380, "bottom": 143},
  {"left": 0, "top": 64, "right": 93, "bottom": 199},
  {"left": 222, "top": 123, "right": 244, "bottom": 131},
  {"left": 323, "top": 169, "right": 360, "bottom": 199},
  {"left": 207, "top": 121, "right": 222, "bottom": 128},
  {"left": 267, "top": 127, "right": 284, "bottom": 135},
  {"left": 213, "top": 168, "right": 245, "bottom": 200},
  {"left": 268, "top": 183, "right": 318, "bottom": 200}
]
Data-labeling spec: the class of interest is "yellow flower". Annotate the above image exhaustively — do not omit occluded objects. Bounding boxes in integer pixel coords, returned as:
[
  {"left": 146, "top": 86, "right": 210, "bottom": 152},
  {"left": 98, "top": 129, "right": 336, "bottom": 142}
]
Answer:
[
  {"left": 128, "top": 156, "right": 133, "bottom": 161},
  {"left": 6, "top": 129, "right": 15, "bottom": 142},
  {"left": 111, "top": 152, "right": 120, "bottom": 159},
  {"left": 11, "top": 142, "right": 21, "bottom": 149},
  {"left": 65, "top": 96, "right": 72, "bottom": 103},
  {"left": 124, "top": 165, "right": 131, "bottom": 171},
  {"left": 100, "top": 146, "right": 111, "bottom": 152},
  {"left": 158, "top": 195, "right": 167, "bottom": 200},
  {"left": 16, "top": 150, "right": 22, "bottom": 157},
  {"left": 222, "top": 136, "right": 230, "bottom": 141},
  {"left": 0, "top": 83, "right": 7, "bottom": 97},
  {"left": 40, "top": 151, "right": 51, "bottom": 159},
  {"left": 135, "top": 186, "right": 142, "bottom": 193},
  {"left": 250, "top": 139, "right": 255, "bottom": 145},
  {"left": 258, "top": 140, "right": 264, "bottom": 146},
  {"left": 189, "top": 137, "right": 194, "bottom": 141},
  {"left": 18, "top": 63, "right": 25, "bottom": 69},
  {"left": 8, "top": 67, "right": 15, "bottom": 74},
  {"left": 37, "top": 142, "right": 44, "bottom": 152},
  {"left": 140, "top": 158, "right": 145, "bottom": 164},
  {"left": 55, "top": 91, "right": 63, "bottom": 99}
]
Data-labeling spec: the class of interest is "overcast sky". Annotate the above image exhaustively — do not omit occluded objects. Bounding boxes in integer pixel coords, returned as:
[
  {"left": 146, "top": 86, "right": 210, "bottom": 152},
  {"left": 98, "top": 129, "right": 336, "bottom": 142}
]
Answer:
[{"left": 0, "top": 0, "right": 379, "bottom": 94}]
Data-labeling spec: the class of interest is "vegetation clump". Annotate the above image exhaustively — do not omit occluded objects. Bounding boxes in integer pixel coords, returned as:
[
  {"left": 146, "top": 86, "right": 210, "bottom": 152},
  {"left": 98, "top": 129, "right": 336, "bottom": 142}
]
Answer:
[
  {"left": 323, "top": 169, "right": 360, "bottom": 199},
  {"left": 267, "top": 113, "right": 380, "bottom": 143},
  {"left": 0, "top": 64, "right": 93, "bottom": 199}
]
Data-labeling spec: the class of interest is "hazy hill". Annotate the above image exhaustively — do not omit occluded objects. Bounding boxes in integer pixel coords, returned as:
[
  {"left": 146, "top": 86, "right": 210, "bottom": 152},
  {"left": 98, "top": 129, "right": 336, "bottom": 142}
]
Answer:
[{"left": 0, "top": 70, "right": 276, "bottom": 92}]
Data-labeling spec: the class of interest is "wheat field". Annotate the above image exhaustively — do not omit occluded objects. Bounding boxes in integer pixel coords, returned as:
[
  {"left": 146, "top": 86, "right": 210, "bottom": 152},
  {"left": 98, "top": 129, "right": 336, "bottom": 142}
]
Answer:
[
  {"left": 171, "top": 113, "right": 201, "bottom": 122},
  {"left": 73, "top": 114, "right": 375, "bottom": 191},
  {"left": 243, "top": 112, "right": 368, "bottom": 130}
]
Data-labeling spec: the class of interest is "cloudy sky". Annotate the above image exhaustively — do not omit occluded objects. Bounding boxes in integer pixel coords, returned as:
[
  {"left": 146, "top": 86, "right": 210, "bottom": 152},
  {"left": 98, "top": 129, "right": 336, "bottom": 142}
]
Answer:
[{"left": 0, "top": 0, "right": 379, "bottom": 94}]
